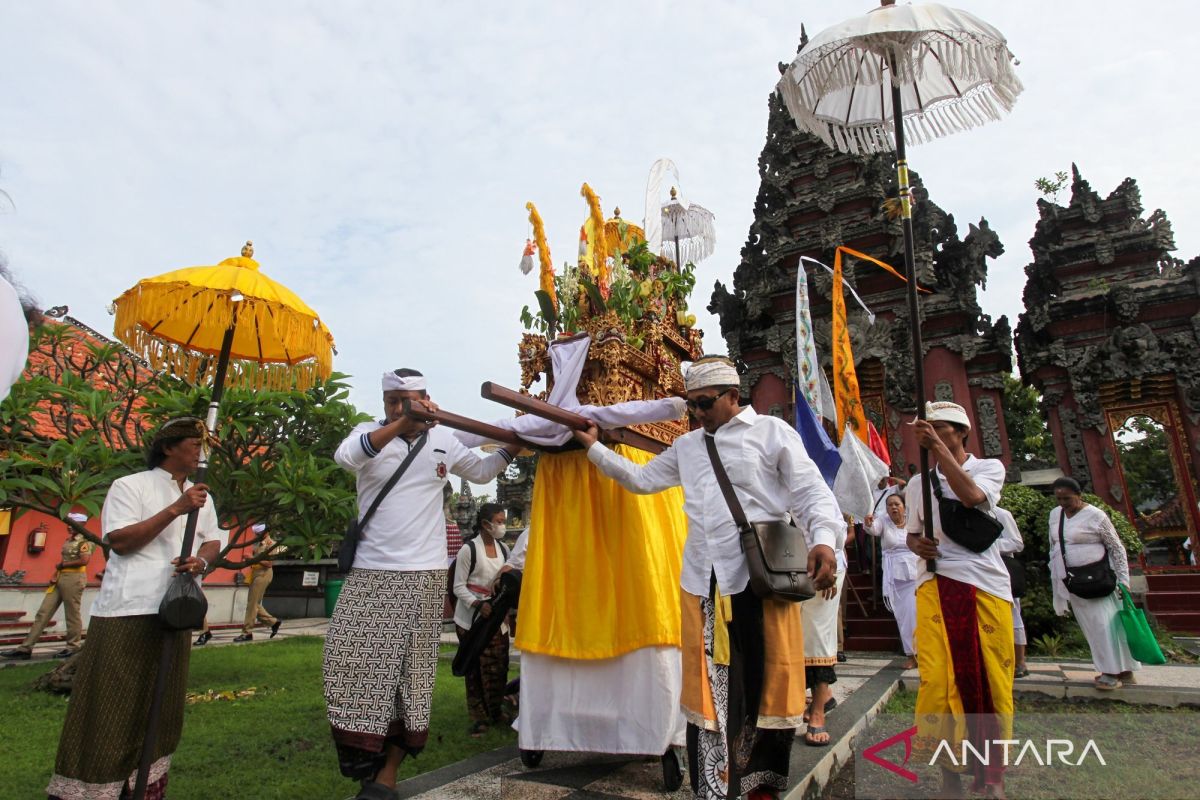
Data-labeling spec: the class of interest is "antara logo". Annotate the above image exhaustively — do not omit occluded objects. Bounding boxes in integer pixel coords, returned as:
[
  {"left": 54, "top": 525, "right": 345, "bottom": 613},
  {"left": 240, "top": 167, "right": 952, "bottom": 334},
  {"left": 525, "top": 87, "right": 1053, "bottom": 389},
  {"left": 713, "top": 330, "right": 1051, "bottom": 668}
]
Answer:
[{"left": 863, "top": 726, "right": 1107, "bottom": 783}]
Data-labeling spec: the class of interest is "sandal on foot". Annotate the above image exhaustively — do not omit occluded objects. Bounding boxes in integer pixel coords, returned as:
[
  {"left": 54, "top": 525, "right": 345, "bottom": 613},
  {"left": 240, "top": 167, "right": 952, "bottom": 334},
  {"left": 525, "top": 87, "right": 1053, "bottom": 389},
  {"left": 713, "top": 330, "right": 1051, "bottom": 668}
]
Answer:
[
  {"left": 804, "top": 724, "right": 831, "bottom": 747},
  {"left": 1014, "top": 666, "right": 1030, "bottom": 679},
  {"left": 1094, "top": 675, "right": 1122, "bottom": 691}
]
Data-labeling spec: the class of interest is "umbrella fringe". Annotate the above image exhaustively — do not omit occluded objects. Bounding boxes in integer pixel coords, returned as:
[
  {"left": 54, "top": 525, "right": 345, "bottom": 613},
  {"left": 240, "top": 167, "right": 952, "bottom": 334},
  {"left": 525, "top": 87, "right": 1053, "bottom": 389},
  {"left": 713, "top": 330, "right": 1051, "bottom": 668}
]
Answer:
[
  {"left": 778, "top": 30, "right": 1023, "bottom": 156},
  {"left": 113, "top": 285, "right": 333, "bottom": 392}
]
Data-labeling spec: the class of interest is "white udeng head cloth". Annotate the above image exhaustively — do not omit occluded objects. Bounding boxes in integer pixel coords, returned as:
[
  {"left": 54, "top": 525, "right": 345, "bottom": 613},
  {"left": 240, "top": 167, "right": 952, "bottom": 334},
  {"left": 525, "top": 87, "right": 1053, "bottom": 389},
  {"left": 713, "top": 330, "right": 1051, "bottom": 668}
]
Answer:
[
  {"left": 925, "top": 401, "right": 970, "bottom": 430},
  {"left": 685, "top": 356, "right": 740, "bottom": 392},
  {"left": 382, "top": 371, "right": 427, "bottom": 393}
]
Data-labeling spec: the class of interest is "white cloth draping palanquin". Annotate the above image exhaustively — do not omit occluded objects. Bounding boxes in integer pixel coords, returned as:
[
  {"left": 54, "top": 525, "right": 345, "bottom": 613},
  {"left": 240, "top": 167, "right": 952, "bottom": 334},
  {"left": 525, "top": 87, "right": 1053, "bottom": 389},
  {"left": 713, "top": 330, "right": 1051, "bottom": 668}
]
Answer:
[
  {"left": 516, "top": 648, "right": 686, "bottom": 754},
  {"left": 0, "top": 276, "right": 28, "bottom": 404}
]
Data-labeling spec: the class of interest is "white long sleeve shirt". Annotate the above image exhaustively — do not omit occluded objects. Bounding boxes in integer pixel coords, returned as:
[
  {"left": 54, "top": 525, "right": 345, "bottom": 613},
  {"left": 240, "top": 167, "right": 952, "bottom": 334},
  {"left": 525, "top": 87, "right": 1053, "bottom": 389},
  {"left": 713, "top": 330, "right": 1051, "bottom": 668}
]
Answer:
[
  {"left": 334, "top": 422, "right": 511, "bottom": 571},
  {"left": 586, "top": 406, "right": 844, "bottom": 597},
  {"left": 93, "top": 468, "right": 221, "bottom": 617},
  {"left": 905, "top": 455, "right": 1012, "bottom": 603},
  {"left": 1048, "top": 504, "right": 1129, "bottom": 614}
]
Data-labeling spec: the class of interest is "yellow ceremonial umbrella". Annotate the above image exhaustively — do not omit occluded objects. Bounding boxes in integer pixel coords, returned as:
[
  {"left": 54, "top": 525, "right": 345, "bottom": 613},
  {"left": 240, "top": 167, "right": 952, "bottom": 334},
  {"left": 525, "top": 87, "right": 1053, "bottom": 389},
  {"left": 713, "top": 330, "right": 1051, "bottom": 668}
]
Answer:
[
  {"left": 110, "top": 241, "right": 334, "bottom": 800},
  {"left": 112, "top": 240, "right": 334, "bottom": 391}
]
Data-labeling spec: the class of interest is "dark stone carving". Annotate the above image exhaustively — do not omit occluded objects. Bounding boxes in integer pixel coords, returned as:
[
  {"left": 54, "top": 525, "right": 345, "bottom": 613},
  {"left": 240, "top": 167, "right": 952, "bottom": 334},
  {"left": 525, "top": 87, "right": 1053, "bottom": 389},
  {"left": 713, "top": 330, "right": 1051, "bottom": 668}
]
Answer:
[
  {"left": 708, "top": 71, "right": 1012, "bottom": 466},
  {"left": 975, "top": 395, "right": 1003, "bottom": 457},
  {"left": 935, "top": 381, "right": 955, "bottom": 402},
  {"left": 1056, "top": 406, "right": 1093, "bottom": 491},
  {"left": 0, "top": 569, "right": 26, "bottom": 586}
]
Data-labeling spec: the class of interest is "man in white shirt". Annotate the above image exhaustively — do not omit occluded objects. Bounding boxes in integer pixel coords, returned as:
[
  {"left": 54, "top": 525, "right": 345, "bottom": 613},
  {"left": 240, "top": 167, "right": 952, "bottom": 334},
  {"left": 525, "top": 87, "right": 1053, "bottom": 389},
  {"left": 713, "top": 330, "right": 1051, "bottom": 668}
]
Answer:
[
  {"left": 904, "top": 402, "right": 1012, "bottom": 800},
  {"left": 47, "top": 417, "right": 220, "bottom": 800},
  {"left": 575, "top": 355, "right": 840, "bottom": 800},
  {"left": 323, "top": 369, "right": 515, "bottom": 800}
]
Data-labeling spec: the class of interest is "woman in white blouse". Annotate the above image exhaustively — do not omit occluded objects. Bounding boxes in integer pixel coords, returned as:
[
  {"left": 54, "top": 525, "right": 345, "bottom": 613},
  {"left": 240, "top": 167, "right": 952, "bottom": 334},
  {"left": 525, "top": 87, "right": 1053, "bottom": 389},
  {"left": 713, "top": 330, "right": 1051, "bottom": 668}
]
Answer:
[
  {"left": 453, "top": 503, "right": 512, "bottom": 735},
  {"left": 1047, "top": 477, "right": 1139, "bottom": 690},
  {"left": 866, "top": 493, "right": 921, "bottom": 669}
]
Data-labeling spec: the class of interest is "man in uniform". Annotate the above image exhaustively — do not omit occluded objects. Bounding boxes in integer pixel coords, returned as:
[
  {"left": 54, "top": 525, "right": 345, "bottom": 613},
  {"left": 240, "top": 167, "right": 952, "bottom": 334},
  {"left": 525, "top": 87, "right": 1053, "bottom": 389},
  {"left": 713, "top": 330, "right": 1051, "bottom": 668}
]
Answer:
[
  {"left": 324, "top": 368, "right": 515, "bottom": 800},
  {"left": 232, "top": 524, "right": 281, "bottom": 642},
  {"left": 574, "top": 355, "right": 842, "bottom": 800},
  {"left": 2, "top": 513, "right": 94, "bottom": 660}
]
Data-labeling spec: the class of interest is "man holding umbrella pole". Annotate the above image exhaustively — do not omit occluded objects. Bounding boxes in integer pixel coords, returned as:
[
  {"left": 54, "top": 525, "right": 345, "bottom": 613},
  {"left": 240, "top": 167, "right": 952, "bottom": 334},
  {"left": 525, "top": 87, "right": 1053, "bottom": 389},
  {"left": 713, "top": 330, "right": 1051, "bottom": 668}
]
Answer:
[{"left": 47, "top": 417, "right": 220, "bottom": 800}]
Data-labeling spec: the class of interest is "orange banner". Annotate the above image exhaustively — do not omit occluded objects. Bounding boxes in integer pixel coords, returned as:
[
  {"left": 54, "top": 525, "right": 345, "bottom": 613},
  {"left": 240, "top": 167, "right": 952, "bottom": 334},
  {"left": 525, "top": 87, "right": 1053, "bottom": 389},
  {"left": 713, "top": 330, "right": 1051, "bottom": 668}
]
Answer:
[
  {"left": 832, "top": 248, "right": 870, "bottom": 445},
  {"left": 836, "top": 246, "right": 931, "bottom": 293}
]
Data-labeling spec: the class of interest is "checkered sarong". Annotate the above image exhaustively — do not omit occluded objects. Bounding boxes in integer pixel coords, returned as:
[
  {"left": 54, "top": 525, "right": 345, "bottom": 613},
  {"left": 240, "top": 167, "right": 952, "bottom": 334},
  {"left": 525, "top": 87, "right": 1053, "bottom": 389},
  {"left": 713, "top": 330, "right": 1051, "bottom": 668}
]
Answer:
[{"left": 323, "top": 569, "right": 443, "bottom": 762}]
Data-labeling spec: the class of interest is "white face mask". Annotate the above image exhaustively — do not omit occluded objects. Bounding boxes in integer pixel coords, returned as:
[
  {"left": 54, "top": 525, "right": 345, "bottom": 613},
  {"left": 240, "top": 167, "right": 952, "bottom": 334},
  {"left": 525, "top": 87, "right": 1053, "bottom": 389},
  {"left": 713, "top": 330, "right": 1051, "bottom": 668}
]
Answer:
[{"left": 488, "top": 520, "right": 506, "bottom": 536}]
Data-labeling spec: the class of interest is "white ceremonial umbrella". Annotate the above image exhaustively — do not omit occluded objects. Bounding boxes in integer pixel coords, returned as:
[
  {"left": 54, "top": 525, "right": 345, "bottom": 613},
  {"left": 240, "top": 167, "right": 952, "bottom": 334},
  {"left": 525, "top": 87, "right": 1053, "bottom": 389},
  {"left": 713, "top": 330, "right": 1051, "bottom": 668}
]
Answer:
[
  {"left": 661, "top": 187, "right": 716, "bottom": 267},
  {"left": 776, "top": 0, "right": 1021, "bottom": 547}
]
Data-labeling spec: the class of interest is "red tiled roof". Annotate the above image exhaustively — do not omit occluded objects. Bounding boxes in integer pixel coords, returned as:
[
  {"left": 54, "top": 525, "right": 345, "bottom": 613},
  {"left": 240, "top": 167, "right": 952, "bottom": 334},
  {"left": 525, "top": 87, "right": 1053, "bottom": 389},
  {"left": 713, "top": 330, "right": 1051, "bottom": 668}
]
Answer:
[{"left": 23, "top": 317, "right": 155, "bottom": 446}]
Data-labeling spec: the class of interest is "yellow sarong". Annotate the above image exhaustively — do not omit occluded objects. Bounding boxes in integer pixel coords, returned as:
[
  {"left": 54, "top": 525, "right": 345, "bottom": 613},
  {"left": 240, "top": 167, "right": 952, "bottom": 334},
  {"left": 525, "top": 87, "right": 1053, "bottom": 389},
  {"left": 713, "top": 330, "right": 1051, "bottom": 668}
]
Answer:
[
  {"left": 514, "top": 446, "right": 688, "bottom": 659},
  {"left": 913, "top": 578, "right": 1014, "bottom": 777}
]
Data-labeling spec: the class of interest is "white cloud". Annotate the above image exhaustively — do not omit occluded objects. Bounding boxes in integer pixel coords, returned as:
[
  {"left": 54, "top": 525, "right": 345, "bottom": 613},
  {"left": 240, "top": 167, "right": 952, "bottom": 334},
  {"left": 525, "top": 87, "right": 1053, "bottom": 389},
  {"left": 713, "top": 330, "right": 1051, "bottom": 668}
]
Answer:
[{"left": 3, "top": 0, "right": 1197, "bottom": 489}]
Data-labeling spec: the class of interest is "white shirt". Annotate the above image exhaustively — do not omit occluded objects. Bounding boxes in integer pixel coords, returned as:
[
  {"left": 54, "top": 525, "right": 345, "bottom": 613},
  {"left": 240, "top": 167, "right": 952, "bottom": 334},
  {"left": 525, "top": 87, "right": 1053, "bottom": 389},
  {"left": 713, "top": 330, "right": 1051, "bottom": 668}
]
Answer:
[
  {"left": 869, "top": 514, "right": 921, "bottom": 585},
  {"left": 587, "top": 406, "right": 844, "bottom": 596},
  {"left": 995, "top": 507, "right": 1023, "bottom": 555},
  {"left": 452, "top": 538, "right": 509, "bottom": 629},
  {"left": 904, "top": 455, "right": 1011, "bottom": 603},
  {"left": 92, "top": 468, "right": 221, "bottom": 617},
  {"left": 334, "top": 422, "right": 511, "bottom": 571},
  {"left": 507, "top": 528, "right": 530, "bottom": 571},
  {"left": 1047, "top": 504, "right": 1130, "bottom": 614}
]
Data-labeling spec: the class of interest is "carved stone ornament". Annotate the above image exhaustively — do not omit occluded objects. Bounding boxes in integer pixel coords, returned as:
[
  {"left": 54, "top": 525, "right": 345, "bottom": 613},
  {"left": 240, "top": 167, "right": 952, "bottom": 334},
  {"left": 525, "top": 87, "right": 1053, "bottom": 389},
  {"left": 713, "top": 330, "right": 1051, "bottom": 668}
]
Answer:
[
  {"left": 975, "top": 395, "right": 1004, "bottom": 457},
  {"left": 0, "top": 569, "right": 26, "bottom": 587},
  {"left": 935, "top": 381, "right": 955, "bottom": 402},
  {"left": 1056, "top": 406, "right": 1093, "bottom": 490}
]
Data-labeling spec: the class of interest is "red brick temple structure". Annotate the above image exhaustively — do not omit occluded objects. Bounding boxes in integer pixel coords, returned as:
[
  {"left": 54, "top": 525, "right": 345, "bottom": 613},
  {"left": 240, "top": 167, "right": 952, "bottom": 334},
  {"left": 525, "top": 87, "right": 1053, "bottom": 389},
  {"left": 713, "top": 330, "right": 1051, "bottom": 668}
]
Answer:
[
  {"left": 1016, "top": 166, "right": 1200, "bottom": 631},
  {"left": 709, "top": 60, "right": 1015, "bottom": 475},
  {"left": 708, "top": 50, "right": 1015, "bottom": 650}
]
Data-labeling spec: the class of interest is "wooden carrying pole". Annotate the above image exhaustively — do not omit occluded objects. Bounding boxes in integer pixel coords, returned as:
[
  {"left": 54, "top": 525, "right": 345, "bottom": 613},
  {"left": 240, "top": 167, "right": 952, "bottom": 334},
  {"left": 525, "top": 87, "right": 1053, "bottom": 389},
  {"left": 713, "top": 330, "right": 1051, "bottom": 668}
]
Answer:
[
  {"left": 401, "top": 400, "right": 534, "bottom": 450},
  {"left": 480, "top": 382, "right": 667, "bottom": 455}
]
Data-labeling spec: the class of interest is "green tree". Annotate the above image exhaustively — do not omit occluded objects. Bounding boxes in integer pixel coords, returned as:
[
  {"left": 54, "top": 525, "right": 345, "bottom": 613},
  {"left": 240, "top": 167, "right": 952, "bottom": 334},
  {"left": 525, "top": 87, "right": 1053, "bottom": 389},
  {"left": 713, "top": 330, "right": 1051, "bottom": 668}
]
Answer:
[
  {"left": 1113, "top": 416, "right": 1176, "bottom": 513},
  {"left": 0, "top": 322, "right": 369, "bottom": 567},
  {"left": 1001, "top": 374, "right": 1057, "bottom": 469}
]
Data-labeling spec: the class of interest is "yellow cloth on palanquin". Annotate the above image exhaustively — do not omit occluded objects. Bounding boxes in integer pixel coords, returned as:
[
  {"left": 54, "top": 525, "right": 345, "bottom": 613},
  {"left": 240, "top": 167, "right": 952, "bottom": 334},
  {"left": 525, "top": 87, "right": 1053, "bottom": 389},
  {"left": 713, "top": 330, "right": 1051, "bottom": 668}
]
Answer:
[{"left": 514, "top": 445, "right": 687, "bottom": 660}]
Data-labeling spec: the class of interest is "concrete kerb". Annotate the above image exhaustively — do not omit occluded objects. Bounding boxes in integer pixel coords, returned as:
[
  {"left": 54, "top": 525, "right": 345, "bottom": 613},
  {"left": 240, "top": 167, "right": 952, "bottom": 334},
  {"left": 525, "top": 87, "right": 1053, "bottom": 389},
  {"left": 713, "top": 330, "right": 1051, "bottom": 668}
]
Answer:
[
  {"left": 394, "top": 743, "right": 520, "bottom": 799},
  {"left": 782, "top": 661, "right": 904, "bottom": 800}
]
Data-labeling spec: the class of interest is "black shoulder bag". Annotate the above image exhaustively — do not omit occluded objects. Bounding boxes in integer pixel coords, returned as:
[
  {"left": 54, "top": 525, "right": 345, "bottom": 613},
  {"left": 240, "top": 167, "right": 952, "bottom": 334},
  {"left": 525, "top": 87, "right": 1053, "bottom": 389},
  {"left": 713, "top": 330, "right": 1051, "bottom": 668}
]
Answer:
[
  {"left": 1058, "top": 509, "right": 1116, "bottom": 599},
  {"left": 930, "top": 474, "right": 1003, "bottom": 553},
  {"left": 337, "top": 432, "right": 428, "bottom": 572},
  {"left": 704, "top": 435, "right": 814, "bottom": 602}
]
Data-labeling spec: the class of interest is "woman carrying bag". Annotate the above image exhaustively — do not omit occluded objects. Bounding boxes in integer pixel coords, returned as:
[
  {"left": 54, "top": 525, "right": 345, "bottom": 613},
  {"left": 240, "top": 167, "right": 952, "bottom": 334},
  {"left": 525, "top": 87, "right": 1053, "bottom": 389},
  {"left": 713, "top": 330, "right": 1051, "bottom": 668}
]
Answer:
[
  {"left": 1047, "top": 477, "right": 1139, "bottom": 691},
  {"left": 452, "top": 503, "right": 512, "bottom": 736}
]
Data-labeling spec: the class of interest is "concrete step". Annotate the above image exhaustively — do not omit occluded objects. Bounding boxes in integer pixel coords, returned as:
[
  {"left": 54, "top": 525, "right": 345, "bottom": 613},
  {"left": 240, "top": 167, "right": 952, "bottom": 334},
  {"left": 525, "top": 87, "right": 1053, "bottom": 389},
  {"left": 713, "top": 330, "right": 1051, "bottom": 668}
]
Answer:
[
  {"left": 843, "top": 617, "right": 901, "bottom": 637},
  {"left": 1143, "top": 591, "right": 1200, "bottom": 613},
  {"left": 0, "top": 619, "right": 56, "bottom": 631},
  {"left": 842, "top": 634, "right": 902, "bottom": 652},
  {"left": 0, "top": 611, "right": 26, "bottom": 621},
  {"left": 1144, "top": 572, "right": 1200, "bottom": 592},
  {"left": 1148, "top": 610, "right": 1200, "bottom": 634}
]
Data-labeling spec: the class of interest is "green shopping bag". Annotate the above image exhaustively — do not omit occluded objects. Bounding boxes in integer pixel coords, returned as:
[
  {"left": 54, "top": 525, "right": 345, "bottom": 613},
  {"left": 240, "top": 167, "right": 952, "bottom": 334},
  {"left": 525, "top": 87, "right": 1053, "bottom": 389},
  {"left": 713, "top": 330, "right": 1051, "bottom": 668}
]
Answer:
[{"left": 1117, "top": 585, "right": 1166, "bottom": 665}]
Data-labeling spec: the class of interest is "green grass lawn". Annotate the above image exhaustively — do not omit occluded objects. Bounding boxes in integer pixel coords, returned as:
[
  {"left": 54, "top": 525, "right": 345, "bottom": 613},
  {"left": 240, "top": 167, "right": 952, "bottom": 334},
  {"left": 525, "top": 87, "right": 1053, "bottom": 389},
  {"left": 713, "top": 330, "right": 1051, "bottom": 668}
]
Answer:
[{"left": 0, "top": 637, "right": 516, "bottom": 799}]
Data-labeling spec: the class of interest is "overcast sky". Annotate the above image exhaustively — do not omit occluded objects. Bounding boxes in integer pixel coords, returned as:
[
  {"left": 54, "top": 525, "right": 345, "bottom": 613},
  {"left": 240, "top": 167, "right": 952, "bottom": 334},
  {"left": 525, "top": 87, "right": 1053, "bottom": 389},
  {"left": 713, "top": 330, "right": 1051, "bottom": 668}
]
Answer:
[{"left": 3, "top": 1, "right": 1197, "bottom": 463}]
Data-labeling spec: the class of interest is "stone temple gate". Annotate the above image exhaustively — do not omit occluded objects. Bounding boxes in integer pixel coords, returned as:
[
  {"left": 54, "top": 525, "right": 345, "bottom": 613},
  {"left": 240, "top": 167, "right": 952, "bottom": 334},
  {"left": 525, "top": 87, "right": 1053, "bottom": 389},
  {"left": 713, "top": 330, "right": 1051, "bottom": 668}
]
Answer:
[
  {"left": 709, "top": 60, "right": 1014, "bottom": 474},
  {"left": 1016, "top": 166, "right": 1200, "bottom": 558}
]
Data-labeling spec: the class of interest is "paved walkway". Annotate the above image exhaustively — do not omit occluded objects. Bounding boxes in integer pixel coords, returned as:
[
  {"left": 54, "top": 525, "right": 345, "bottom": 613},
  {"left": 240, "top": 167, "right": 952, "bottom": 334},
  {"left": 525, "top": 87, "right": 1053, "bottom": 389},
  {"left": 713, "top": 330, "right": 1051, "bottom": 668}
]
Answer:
[{"left": 8, "top": 623, "right": 1199, "bottom": 798}]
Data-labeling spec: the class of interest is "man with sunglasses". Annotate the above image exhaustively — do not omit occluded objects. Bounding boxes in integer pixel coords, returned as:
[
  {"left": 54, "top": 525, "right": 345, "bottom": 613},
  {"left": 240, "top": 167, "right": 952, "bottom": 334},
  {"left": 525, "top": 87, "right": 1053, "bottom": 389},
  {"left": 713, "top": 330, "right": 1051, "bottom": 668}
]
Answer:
[{"left": 573, "top": 355, "right": 841, "bottom": 800}]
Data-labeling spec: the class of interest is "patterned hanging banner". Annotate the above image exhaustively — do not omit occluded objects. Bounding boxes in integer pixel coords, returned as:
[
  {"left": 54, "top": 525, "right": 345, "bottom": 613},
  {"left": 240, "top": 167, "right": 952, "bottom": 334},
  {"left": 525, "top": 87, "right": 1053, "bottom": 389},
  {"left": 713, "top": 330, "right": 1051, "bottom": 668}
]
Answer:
[
  {"left": 794, "top": 260, "right": 824, "bottom": 414},
  {"left": 831, "top": 248, "right": 870, "bottom": 445}
]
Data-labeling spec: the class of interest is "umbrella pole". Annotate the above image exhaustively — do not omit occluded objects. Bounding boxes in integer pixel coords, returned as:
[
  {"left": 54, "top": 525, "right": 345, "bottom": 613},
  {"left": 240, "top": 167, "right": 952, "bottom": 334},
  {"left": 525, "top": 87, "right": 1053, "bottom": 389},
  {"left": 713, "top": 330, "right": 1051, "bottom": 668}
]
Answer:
[
  {"left": 131, "top": 321, "right": 236, "bottom": 800},
  {"left": 674, "top": 233, "right": 682, "bottom": 271},
  {"left": 889, "top": 71, "right": 937, "bottom": 571}
]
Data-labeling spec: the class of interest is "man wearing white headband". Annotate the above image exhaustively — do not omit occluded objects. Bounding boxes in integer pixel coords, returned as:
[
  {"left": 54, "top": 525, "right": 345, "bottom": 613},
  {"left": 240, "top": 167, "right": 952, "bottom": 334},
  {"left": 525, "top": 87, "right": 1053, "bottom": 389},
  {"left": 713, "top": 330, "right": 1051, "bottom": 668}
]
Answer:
[
  {"left": 325, "top": 367, "right": 516, "bottom": 800},
  {"left": 574, "top": 355, "right": 843, "bottom": 800},
  {"left": 904, "top": 401, "right": 1012, "bottom": 799}
]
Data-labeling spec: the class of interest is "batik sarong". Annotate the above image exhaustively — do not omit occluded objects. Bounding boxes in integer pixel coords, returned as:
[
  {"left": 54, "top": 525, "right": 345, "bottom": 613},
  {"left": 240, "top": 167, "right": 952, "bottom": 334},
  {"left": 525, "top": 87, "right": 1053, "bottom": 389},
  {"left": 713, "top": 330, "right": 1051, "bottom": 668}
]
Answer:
[
  {"left": 914, "top": 576, "right": 1014, "bottom": 791},
  {"left": 48, "top": 615, "right": 190, "bottom": 800},
  {"left": 456, "top": 624, "right": 510, "bottom": 723},
  {"left": 680, "top": 587, "right": 805, "bottom": 799},
  {"left": 323, "top": 568, "right": 443, "bottom": 779}
]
